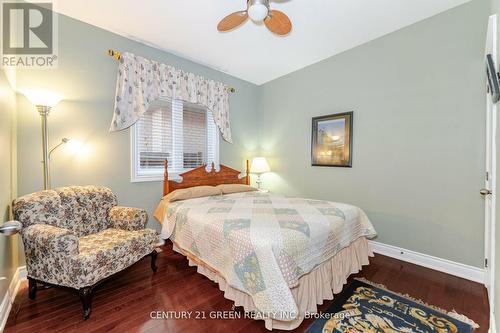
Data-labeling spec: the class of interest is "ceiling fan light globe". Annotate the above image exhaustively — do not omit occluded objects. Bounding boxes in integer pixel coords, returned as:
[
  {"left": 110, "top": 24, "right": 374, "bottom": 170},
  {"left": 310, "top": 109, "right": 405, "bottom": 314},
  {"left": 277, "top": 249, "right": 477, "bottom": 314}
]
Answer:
[{"left": 248, "top": 4, "right": 268, "bottom": 22}]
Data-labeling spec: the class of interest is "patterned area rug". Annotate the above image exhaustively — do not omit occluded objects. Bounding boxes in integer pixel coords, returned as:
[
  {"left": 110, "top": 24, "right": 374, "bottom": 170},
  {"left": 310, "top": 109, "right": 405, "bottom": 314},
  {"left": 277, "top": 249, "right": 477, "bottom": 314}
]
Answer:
[{"left": 305, "top": 279, "right": 478, "bottom": 333}]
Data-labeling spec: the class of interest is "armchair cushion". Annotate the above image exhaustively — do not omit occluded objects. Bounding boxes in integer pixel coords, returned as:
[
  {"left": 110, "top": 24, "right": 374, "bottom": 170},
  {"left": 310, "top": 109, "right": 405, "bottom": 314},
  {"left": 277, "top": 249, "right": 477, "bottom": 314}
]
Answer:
[
  {"left": 13, "top": 186, "right": 117, "bottom": 237},
  {"left": 108, "top": 206, "right": 148, "bottom": 231},
  {"left": 12, "top": 190, "right": 63, "bottom": 229},
  {"left": 70, "top": 228, "right": 158, "bottom": 287},
  {"left": 23, "top": 224, "right": 79, "bottom": 287},
  {"left": 56, "top": 186, "right": 117, "bottom": 236},
  {"left": 23, "top": 224, "right": 79, "bottom": 256}
]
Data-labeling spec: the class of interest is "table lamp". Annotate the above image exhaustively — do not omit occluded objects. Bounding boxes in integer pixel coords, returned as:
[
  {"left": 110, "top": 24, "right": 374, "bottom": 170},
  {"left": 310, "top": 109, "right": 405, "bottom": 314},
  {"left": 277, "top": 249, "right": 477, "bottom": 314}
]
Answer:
[{"left": 250, "top": 157, "right": 270, "bottom": 190}]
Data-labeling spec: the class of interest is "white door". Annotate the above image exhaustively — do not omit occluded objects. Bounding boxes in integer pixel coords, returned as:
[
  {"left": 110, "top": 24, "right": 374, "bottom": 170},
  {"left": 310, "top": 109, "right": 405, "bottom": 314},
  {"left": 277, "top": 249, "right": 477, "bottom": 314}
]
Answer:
[{"left": 484, "top": 14, "right": 497, "bottom": 320}]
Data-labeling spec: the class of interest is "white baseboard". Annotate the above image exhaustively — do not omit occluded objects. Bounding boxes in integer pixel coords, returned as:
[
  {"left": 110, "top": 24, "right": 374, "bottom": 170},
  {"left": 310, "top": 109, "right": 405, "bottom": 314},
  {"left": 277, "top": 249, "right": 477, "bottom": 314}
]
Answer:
[
  {"left": 368, "top": 240, "right": 485, "bottom": 284},
  {"left": 0, "top": 266, "right": 27, "bottom": 332}
]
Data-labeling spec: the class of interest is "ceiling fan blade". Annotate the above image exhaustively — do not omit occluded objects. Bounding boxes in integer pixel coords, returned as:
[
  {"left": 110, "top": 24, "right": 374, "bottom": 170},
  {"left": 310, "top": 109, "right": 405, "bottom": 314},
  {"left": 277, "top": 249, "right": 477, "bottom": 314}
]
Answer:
[
  {"left": 264, "top": 10, "right": 292, "bottom": 36},
  {"left": 217, "top": 11, "right": 248, "bottom": 32}
]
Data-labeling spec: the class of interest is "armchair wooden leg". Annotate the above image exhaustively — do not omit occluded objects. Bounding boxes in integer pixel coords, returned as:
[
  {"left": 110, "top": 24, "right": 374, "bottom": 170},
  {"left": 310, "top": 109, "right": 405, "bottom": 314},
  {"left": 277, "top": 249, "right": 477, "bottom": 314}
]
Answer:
[
  {"left": 28, "top": 277, "right": 37, "bottom": 300},
  {"left": 151, "top": 249, "right": 158, "bottom": 273},
  {"left": 79, "top": 287, "right": 93, "bottom": 320}
]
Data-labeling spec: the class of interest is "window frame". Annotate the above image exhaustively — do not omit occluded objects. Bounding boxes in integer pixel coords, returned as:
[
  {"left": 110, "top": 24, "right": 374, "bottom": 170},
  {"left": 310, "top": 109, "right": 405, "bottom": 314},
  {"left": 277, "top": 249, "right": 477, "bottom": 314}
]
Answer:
[{"left": 130, "top": 99, "right": 220, "bottom": 183}]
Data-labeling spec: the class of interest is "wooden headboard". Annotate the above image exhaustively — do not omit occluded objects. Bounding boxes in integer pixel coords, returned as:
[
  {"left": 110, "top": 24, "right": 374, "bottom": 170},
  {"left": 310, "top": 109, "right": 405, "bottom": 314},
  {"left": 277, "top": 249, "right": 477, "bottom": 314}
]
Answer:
[{"left": 163, "top": 160, "right": 250, "bottom": 196}]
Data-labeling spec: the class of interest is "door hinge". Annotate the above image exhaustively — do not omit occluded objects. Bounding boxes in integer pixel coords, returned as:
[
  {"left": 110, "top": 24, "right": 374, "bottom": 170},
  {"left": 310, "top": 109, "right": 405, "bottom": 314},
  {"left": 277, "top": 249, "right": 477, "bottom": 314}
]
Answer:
[
  {"left": 486, "top": 172, "right": 490, "bottom": 181},
  {"left": 485, "top": 258, "right": 488, "bottom": 268}
]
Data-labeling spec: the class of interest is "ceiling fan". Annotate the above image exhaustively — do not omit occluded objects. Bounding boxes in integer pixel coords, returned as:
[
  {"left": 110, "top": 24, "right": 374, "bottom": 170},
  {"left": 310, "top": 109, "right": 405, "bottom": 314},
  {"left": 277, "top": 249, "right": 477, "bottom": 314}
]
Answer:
[{"left": 217, "top": 0, "right": 292, "bottom": 36}]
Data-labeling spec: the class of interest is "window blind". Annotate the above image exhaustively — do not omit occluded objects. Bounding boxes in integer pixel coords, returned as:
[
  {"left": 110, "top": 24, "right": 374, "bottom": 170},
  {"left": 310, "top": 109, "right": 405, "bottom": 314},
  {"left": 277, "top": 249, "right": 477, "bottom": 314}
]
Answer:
[
  {"left": 137, "top": 104, "right": 172, "bottom": 171},
  {"left": 183, "top": 103, "right": 207, "bottom": 169},
  {"left": 133, "top": 98, "right": 218, "bottom": 181}
]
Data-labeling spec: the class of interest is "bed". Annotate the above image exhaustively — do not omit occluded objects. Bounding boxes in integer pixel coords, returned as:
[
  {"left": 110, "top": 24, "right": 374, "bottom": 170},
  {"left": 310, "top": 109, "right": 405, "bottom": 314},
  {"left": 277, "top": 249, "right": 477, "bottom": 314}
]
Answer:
[{"left": 154, "top": 161, "right": 377, "bottom": 330}]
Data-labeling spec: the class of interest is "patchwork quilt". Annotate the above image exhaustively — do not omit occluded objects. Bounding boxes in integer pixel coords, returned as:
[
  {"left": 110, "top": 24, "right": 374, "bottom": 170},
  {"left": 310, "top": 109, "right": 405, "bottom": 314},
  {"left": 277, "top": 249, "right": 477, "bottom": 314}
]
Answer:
[{"left": 160, "top": 191, "right": 377, "bottom": 321}]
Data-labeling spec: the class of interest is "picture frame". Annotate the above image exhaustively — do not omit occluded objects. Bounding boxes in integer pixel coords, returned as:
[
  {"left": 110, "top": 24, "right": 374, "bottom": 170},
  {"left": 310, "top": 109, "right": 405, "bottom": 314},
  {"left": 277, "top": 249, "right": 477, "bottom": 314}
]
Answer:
[{"left": 311, "top": 112, "right": 353, "bottom": 167}]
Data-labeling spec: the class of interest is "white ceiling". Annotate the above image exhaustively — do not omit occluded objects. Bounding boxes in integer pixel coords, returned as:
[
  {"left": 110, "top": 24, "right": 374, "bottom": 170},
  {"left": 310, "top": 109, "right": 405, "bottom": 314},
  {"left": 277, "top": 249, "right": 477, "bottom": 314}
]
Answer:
[{"left": 56, "top": 0, "right": 471, "bottom": 85}]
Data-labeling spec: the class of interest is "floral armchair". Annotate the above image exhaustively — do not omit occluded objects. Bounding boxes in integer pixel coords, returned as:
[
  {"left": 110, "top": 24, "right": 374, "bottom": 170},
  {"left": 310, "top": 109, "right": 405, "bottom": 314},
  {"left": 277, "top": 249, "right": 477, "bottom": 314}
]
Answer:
[{"left": 12, "top": 186, "right": 158, "bottom": 319}]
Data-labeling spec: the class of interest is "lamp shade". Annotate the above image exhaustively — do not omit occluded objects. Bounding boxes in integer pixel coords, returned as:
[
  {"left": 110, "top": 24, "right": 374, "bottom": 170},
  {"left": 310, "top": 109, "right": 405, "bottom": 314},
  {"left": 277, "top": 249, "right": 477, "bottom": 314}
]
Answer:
[
  {"left": 21, "top": 88, "right": 63, "bottom": 107},
  {"left": 250, "top": 157, "right": 270, "bottom": 174}
]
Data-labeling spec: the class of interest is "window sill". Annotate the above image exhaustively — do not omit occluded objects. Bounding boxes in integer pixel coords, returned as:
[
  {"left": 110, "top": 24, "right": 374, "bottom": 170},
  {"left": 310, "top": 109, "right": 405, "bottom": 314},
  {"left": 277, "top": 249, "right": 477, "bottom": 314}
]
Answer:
[
  {"left": 130, "top": 176, "right": 163, "bottom": 183},
  {"left": 131, "top": 173, "right": 183, "bottom": 183}
]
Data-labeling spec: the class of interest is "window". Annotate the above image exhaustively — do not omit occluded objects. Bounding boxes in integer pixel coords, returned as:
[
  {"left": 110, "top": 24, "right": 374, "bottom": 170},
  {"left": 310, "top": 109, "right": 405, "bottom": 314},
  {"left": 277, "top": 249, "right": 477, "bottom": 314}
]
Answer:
[{"left": 131, "top": 99, "right": 219, "bottom": 182}]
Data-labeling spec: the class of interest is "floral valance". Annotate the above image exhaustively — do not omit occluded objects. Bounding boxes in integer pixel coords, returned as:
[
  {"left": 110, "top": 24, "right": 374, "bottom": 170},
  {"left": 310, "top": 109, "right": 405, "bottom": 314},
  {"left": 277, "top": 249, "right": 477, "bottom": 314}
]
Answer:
[{"left": 110, "top": 52, "right": 232, "bottom": 143}]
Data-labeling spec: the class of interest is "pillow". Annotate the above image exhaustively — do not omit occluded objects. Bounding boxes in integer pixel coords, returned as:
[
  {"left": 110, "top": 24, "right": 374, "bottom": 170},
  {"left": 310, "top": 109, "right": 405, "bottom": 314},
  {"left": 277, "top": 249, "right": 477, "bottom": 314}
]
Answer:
[
  {"left": 189, "top": 185, "right": 222, "bottom": 199},
  {"left": 163, "top": 186, "right": 222, "bottom": 203},
  {"left": 216, "top": 184, "right": 258, "bottom": 194}
]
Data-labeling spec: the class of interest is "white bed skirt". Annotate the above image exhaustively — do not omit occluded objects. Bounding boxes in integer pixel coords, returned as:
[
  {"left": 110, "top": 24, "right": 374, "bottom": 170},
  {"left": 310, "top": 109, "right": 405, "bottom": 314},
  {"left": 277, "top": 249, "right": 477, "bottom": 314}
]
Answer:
[{"left": 173, "top": 236, "right": 373, "bottom": 331}]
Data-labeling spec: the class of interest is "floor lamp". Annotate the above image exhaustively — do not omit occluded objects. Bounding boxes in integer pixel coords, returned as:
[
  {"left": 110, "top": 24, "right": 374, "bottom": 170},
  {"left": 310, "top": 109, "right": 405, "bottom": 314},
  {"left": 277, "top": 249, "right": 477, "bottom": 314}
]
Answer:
[
  {"left": 21, "top": 89, "right": 63, "bottom": 190},
  {"left": 1, "top": 90, "right": 64, "bottom": 236}
]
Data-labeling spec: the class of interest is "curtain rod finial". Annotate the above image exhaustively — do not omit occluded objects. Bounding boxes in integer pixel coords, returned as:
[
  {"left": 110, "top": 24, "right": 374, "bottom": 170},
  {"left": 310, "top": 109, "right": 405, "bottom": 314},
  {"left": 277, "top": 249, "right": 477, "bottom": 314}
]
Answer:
[{"left": 108, "top": 49, "right": 121, "bottom": 60}]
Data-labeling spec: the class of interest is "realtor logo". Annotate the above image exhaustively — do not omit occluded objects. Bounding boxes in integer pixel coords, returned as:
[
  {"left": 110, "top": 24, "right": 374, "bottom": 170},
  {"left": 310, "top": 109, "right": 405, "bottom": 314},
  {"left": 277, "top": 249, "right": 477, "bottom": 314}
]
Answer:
[{"left": 1, "top": 0, "right": 58, "bottom": 68}]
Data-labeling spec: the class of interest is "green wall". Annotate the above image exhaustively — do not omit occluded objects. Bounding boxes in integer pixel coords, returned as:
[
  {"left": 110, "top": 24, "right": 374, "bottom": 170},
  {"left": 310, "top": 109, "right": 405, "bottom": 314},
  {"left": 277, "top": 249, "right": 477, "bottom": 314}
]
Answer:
[
  {"left": 12, "top": 1, "right": 491, "bottom": 273},
  {"left": 258, "top": 0, "right": 490, "bottom": 268},
  {"left": 0, "top": 69, "right": 20, "bottom": 307},
  {"left": 14, "top": 12, "right": 260, "bottom": 239}
]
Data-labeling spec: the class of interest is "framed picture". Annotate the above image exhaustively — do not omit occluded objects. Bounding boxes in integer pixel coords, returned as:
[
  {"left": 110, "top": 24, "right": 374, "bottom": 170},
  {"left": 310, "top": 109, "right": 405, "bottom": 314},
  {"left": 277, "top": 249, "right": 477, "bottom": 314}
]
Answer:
[{"left": 311, "top": 112, "right": 353, "bottom": 167}]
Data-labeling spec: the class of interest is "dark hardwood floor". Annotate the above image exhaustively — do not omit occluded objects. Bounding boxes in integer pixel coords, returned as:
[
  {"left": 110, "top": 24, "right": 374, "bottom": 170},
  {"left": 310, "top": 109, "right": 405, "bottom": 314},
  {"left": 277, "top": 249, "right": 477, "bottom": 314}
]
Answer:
[{"left": 5, "top": 242, "right": 489, "bottom": 332}]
